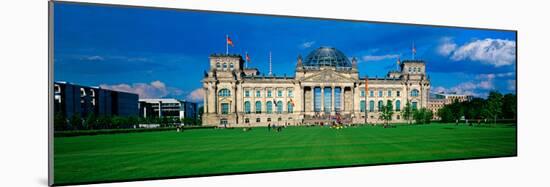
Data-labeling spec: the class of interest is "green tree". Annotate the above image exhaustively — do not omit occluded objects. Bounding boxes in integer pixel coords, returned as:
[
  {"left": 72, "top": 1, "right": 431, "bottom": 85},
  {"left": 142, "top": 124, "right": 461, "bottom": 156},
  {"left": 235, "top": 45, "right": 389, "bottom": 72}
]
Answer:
[
  {"left": 127, "top": 116, "right": 139, "bottom": 128},
  {"left": 380, "top": 102, "right": 394, "bottom": 127},
  {"left": 413, "top": 108, "right": 432, "bottom": 124},
  {"left": 69, "top": 113, "right": 82, "bottom": 130},
  {"left": 502, "top": 93, "right": 517, "bottom": 120},
  {"left": 84, "top": 113, "right": 97, "bottom": 130},
  {"left": 449, "top": 99, "right": 464, "bottom": 121},
  {"left": 54, "top": 112, "right": 67, "bottom": 131},
  {"left": 111, "top": 116, "right": 127, "bottom": 129},
  {"left": 161, "top": 116, "right": 170, "bottom": 127},
  {"left": 464, "top": 98, "right": 486, "bottom": 120},
  {"left": 402, "top": 102, "right": 413, "bottom": 124},
  {"left": 437, "top": 107, "right": 454, "bottom": 123},
  {"left": 97, "top": 115, "right": 112, "bottom": 129},
  {"left": 486, "top": 91, "right": 503, "bottom": 123}
]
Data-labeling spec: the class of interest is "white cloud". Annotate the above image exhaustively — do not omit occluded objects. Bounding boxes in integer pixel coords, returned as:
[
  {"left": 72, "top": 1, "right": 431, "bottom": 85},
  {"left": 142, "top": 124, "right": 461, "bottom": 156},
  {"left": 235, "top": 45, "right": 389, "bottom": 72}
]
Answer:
[
  {"left": 186, "top": 88, "right": 205, "bottom": 102},
  {"left": 82, "top": 55, "right": 104, "bottom": 61},
  {"left": 437, "top": 37, "right": 457, "bottom": 56},
  {"left": 300, "top": 41, "right": 316, "bottom": 49},
  {"left": 476, "top": 72, "right": 514, "bottom": 79},
  {"left": 441, "top": 38, "right": 516, "bottom": 67},
  {"left": 432, "top": 73, "right": 497, "bottom": 98},
  {"left": 507, "top": 80, "right": 516, "bottom": 91},
  {"left": 100, "top": 80, "right": 182, "bottom": 99},
  {"left": 361, "top": 54, "right": 399, "bottom": 62}
]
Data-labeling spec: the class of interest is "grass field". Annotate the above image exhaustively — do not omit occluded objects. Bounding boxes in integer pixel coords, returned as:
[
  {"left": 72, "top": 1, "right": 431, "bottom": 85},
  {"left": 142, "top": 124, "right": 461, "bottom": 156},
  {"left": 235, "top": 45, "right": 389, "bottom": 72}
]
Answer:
[{"left": 54, "top": 123, "right": 516, "bottom": 185}]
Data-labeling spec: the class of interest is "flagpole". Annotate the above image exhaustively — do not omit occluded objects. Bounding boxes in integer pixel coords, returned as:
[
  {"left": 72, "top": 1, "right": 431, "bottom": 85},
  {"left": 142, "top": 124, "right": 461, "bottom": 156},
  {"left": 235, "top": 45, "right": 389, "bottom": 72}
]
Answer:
[
  {"left": 412, "top": 42, "right": 415, "bottom": 60},
  {"left": 226, "top": 35, "right": 229, "bottom": 55},
  {"left": 269, "top": 51, "right": 272, "bottom": 76}
]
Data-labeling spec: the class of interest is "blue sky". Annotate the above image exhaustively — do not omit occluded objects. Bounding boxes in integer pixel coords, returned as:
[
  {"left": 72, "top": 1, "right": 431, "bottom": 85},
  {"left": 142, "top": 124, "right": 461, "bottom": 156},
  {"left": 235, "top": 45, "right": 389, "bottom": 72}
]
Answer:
[{"left": 54, "top": 2, "right": 516, "bottom": 101}]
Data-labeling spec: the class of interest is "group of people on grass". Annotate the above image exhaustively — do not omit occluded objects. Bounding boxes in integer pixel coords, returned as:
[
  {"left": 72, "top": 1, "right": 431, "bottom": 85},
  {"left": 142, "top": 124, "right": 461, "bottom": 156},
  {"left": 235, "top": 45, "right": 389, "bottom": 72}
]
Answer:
[{"left": 267, "top": 123, "right": 286, "bottom": 132}]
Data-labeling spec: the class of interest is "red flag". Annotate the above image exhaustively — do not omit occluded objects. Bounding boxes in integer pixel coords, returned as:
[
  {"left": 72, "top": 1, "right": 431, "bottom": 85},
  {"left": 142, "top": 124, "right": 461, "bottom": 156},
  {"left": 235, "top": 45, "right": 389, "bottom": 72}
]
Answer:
[
  {"left": 365, "top": 78, "right": 368, "bottom": 98},
  {"left": 226, "top": 36, "right": 234, "bottom": 47}
]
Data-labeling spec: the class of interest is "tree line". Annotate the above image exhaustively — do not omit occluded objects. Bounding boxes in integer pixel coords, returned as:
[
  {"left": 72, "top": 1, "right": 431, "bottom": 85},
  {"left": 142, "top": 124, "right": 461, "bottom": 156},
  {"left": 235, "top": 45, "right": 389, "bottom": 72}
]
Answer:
[
  {"left": 379, "top": 101, "right": 433, "bottom": 126},
  {"left": 437, "top": 91, "right": 516, "bottom": 123},
  {"left": 54, "top": 113, "right": 202, "bottom": 131}
]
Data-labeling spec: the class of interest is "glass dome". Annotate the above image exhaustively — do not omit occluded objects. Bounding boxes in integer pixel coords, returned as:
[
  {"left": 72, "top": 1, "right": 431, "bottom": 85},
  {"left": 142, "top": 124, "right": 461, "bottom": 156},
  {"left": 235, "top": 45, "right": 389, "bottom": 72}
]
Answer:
[{"left": 303, "top": 47, "right": 352, "bottom": 69}]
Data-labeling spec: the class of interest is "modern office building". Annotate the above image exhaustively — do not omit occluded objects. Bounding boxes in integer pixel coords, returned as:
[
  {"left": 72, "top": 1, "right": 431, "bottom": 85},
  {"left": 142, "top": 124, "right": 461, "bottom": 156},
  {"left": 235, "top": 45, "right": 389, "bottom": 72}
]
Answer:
[
  {"left": 202, "top": 46, "right": 431, "bottom": 126},
  {"left": 138, "top": 98, "right": 198, "bottom": 119},
  {"left": 427, "top": 92, "right": 474, "bottom": 119},
  {"left": 53, "top": 81, "right": 139, "bottom": 118}
]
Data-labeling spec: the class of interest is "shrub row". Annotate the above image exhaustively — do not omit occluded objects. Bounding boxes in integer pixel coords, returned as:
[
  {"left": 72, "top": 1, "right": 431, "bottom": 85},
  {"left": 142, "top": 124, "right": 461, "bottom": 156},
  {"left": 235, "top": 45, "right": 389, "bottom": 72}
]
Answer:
[{"left": 54, "top": 126, "right": 214, "bottom": 137}]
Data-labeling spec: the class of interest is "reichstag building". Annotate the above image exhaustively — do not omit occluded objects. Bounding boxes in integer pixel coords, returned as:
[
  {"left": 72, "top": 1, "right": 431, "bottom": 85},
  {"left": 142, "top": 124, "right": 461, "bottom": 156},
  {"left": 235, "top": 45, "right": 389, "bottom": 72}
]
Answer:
[{"left": 202, "top": 47, "right": 430, "bottom": 126}]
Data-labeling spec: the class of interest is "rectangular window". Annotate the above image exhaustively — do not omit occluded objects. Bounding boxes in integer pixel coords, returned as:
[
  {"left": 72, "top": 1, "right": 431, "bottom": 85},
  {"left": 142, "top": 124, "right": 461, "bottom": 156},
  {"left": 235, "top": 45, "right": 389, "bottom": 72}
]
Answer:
[
  {"left": 314, "top": 87, "right": 321, "bottom": 112},
  {"left": 324, "top": 87, "right": 332, "bottom": 113},
  {"left": 378, "top": 90, "right": 383, "bottom": 97},
  {"left": 245, "top": 90, "right": 250, "bottom": 97},
  {"left": 256, "top": 90, "right": 261, "bottom": 97},
  {"left": 412, "top": 101, "right": 418, "bottom": 110},
  {"left": 288, "top": 90, "right": 293, "bottom": 97},
  {"left": 267, "top": 90, "right": 272, "bottom": 97},
  {"left": 277, "top": 90, "right": 283, "bottom": 97},
  {"left": 360, "top": 100, "right": 366, "bottom": 112},
  {"left": 360, "top": 90, "right": 365, "bottom": 97},
  {"left": 369, "top": 90, "right": 374, "bottom": 97},
  {"left": 245, "top": 118, "right": 249, "bottom": 123},
  {"left": 396, "top": 91, "right": 401, "bottom": 97},
  {"left": 334, "top": 87, "right": 341, "bottom": 112},
  {"left": 221, "top": 103, "right": 229, "bottom": 114},
  {"left": 387, "top": 90, "right": 392, "bottom": 97},
  {"left": 256, "top": 118, "right": 260, "bottom": 122}
]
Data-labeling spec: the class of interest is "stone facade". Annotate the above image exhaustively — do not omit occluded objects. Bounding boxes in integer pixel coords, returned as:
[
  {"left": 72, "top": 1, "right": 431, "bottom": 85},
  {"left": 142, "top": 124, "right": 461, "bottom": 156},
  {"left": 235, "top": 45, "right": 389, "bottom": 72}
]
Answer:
[{"left": 202, "top": 47, "right": 430, "bottom": 127}]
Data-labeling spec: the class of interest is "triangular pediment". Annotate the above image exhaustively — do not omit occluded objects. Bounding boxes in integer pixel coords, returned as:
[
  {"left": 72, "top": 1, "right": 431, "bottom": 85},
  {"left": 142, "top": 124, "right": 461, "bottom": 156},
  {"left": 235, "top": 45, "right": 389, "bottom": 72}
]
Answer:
[{"left": 301, "top": 70, "right": 356, "bottom": 83}]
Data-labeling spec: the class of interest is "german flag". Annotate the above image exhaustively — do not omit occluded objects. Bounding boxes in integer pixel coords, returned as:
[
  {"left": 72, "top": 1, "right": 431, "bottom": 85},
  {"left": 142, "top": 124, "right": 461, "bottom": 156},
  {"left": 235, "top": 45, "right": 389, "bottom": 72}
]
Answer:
[{"left": 226, "top": 36, "right": 234, "bottom": 47}]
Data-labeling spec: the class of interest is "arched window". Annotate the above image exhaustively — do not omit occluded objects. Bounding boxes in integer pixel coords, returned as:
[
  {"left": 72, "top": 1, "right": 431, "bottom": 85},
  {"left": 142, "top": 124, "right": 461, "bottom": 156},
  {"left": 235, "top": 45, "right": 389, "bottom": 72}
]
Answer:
[
  {"left": 218, "top": 89, "right": 231, "bottom": 97},
  {"left": 244, "top": 101, "right": 251, "bottom": 114},
  {"left": 411, "top": 89, "right": 419, "bottom": 97},
  {"left": 369, "top": 100, "right": 375, "bottom": 112},
  {"left": 378, "top": 100, "right": 384, "bottom": 112},
  {"left": 287, "top": 101, "right": 294, "bottom": 113},
  {"left": 216, "top": 62, "right": 221, "bottom": 69},
  {"left": 395, "top": 100, "right": 401, "bottom": 111},
  {"left": 276, "top": 101, "right": 283, "bottom": 114},
  {"left": 255, "top": 101, "right": 262, "bottom": 114},
  {"left": 223, "top": 63, "right": 227, "bottom": 70},
  {"left": 230, "top": 63, "right": 234, "bottom": 70},
  {"left": 266, "top": 101, "right": 273, "bottom": 114},
  {"left": 360, "top": 100, "right": 366, "bottom": 112},
  {"left": 387, "top": 100, "right": 393, "bottom": 111}
]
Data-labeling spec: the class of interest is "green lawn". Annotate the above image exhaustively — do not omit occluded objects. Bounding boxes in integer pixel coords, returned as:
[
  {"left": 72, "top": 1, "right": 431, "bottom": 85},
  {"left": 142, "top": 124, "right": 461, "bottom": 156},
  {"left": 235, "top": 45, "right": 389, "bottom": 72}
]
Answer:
[{"left": 54, "top": 123, "right": 516, "bottom": 185}]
